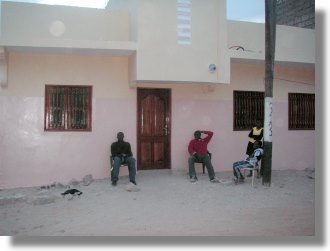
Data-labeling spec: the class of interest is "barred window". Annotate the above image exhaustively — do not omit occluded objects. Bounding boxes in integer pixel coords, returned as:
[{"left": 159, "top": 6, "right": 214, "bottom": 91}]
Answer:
[
  {"left": 288, "top": 93, "right": 315, "bottom": 130},
  {"left": 233, "top": 91, "right": 264, "bottom": 131},
  {"left": 44, "top": 85, "right": 92, "bottom": 131}
]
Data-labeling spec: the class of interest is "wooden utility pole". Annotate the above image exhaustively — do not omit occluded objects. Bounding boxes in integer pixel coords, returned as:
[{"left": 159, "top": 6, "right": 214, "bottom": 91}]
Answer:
[{"left": 263, "top": 0, "right": 276, "bottom": 186}]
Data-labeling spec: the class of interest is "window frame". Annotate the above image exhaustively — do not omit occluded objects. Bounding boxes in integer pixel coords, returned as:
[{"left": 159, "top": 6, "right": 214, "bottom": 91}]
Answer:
[
  {"left": 233, "top": 90, "right": 265, "bottom": 131},
  {"left": 44, "top": 85, "right": 93, "bottom": 132},
  {"left": 288, "top": 93, "right": 315, "bottom": 130}
]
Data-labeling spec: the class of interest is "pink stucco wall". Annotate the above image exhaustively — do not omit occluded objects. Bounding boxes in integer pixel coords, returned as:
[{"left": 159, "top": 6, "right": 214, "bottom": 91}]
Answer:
[
  {"left": 0, "top": 53, "right": 315, "bottom": 189},
  {"left": 0, "top": 97, "right": 137, "bottom": 188},
  {"left": 171, "top": 98, "right": 315, "bottom": 173}
]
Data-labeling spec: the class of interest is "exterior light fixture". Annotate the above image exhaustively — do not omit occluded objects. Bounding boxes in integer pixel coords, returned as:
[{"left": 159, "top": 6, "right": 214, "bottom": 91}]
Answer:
[{"left": 209, "top": 64, "right": 216, "bottom": 72}]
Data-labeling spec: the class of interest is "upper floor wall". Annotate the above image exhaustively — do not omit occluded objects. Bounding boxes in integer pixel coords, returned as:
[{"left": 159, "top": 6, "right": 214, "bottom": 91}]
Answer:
[
  {"left": 0, "top": 0, "right": 315, "bottom": 85},
  {"left": 106, "top": 0, "right": 139, "bottom": 42},
  {"left": 0, "top": 1, "right": 136, "bottom": 54},
  {"left": 134, "top": 0, "right": 230, "bottom": 84},
  {"left": 228, "top": 20, "right": 315, "bottom": 65}
]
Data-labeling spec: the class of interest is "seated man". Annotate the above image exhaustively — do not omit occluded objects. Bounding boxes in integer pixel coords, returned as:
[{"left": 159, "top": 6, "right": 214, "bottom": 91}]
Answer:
[
  {"left": 188, "top": 130, "right": 219, "bottom": 183},
  {"left": 110, "top": 132, "right": 136, "bottom": 186},
  {"left": 233, "top": 140, "right": 264, "bottom": 184}
]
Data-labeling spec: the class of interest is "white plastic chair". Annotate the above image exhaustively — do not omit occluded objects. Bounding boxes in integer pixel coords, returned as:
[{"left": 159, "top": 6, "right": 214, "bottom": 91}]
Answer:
[{"left": 241, "top": 160, "right": 261, "bottom": 187}]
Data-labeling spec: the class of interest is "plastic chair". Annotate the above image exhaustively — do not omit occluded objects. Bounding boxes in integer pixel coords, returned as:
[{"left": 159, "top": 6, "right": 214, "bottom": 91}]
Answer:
[
  {"left": 195, "top": 152, "right": 212, "bottom": 174},
  {"left": 241, "top": 160, "right": 261, "bottom": 187}
]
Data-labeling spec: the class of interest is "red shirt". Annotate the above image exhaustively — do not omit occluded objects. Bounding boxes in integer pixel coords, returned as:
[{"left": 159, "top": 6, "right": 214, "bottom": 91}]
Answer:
[{"left": 188, "top": 131, "right": 213, "bottom": 155}]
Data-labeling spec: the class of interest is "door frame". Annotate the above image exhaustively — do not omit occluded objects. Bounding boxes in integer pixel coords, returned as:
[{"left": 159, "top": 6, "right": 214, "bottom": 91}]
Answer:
[{"left": 137, "top": 87, "right": 172, "bottom": 170}]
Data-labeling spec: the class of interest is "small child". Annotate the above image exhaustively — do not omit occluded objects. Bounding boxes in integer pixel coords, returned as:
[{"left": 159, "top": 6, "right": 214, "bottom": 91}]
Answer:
[{"left": 233, "top": 140, "right": 264, "bottom": 184}]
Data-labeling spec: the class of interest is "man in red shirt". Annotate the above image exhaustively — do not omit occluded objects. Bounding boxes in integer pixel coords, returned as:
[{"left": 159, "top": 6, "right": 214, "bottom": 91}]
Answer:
[{"left": 188, "top": 130, "right": 219, "bottom": 183}]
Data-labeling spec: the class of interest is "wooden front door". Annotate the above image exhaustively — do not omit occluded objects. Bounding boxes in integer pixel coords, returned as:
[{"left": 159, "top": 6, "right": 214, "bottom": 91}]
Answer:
[{"left": 137, "top": 88, "right": 171, "bottom": 170}]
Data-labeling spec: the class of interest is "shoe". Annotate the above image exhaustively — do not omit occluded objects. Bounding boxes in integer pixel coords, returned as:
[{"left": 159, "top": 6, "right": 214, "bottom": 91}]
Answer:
[
  {"left": 130, "top": 180, "right": 137, "bottom": 185},
  {"left": 190, "top": 176, "right": 197, "bottom": 183},
  {"left": 111, "top": 181, "right": 117, "bottom": 186},
  {"left": 233, "top": 177, "right": 244, "bottom": 184},
  {"left": 238, "top": 177, "right": 245, "bottom": 184},
  {"left": 210, "top": 177, "right": 220, "bottom": 183}
]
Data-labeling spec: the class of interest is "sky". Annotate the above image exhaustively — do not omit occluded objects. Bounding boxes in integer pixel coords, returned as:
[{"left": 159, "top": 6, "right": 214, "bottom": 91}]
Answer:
[
  {"left": 3, "top": 0, "right": 266, "bottom": 23},
  {"left": 227, "top": 0, "right": 265, "bottom": 23}
]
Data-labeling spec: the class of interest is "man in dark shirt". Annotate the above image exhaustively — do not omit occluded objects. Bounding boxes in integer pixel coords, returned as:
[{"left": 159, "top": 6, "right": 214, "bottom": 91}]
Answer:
[
  {"left": 188, "top": 130, "right": 219, "bottom": 183},
  {"left": 110, "top": 132, "right": 136, "bottom": 186}
]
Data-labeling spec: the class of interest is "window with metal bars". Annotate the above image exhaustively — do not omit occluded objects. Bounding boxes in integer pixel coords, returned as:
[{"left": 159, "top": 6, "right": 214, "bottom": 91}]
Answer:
[
  {"left": 44, "top": 85, "right": 92, "bottom": 131},
  {"left": 288, "top": 93, "right": 315, "bottom": 130},
  {"left": 233, "top": 91, "right": 265, "bottom": 131}
]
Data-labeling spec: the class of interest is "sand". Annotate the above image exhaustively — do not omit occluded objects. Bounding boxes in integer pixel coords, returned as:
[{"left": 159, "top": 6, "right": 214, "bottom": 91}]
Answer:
[{"left": 0, "top": 169, "right": 315, "bottom": 236}]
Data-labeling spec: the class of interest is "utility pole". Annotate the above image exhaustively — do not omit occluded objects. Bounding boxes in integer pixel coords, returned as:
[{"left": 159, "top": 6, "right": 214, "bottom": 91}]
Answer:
[{"left": 263, "top": 0, "right": 276, "bottom": 186}]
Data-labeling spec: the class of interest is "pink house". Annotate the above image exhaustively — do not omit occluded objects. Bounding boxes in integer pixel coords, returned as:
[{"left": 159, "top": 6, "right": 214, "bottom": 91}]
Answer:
[{"left": 0, "top": 0, "right": 315, "bottom": 189}]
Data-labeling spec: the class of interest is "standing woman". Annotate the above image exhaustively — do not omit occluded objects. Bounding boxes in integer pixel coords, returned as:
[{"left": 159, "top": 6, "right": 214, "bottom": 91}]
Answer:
[
  {"left": 246, "top": 120, "right": 264, "bottom": 155},
  {"left": 246, "top": 120, "right": 264, "bottom": 177}
]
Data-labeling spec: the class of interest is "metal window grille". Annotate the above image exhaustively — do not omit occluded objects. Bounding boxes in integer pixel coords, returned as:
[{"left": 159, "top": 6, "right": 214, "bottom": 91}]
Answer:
[
  {"left": 233, "top": 91, "right": 265, "bottom": 130},
  {"left": 44, "top": 85, "right": 92, "bottom": 131},
  {"left": 288, "top": 93, "right": 315, "bottom": 130}
]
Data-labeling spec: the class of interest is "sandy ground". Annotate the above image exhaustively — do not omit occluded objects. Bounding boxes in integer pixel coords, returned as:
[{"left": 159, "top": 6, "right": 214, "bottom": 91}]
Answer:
[{"left": 0, "top": 169, "right": 315, "bottom": 236}]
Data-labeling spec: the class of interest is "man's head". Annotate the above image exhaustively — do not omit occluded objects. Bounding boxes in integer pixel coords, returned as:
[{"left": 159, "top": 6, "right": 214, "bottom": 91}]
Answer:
[
  {"left": 194, "top": 130, "right": 201, "bottom": 140},
  {"left": 117, "top": 132, "right": 124, "bottom": 141},
  {"left": 253, "top": 140, "right": 262, "bottom": 149}
]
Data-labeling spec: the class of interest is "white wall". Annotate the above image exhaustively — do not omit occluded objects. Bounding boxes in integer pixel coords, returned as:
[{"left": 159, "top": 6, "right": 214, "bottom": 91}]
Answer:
[
  {"left": 136, "top": 0, "right": 230, "bottom": 84},
  {"left": 1, "top": 2, "right": 130, "bottom": 45},
  {"left": 107, "top": 0, "right": 139, "bottom": 41},
  {"left": 0, "top": 1, "right": 315, "bottom": 84},
  {"left": 228, "top": 20, "right": 315, "bottom": 64}
]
